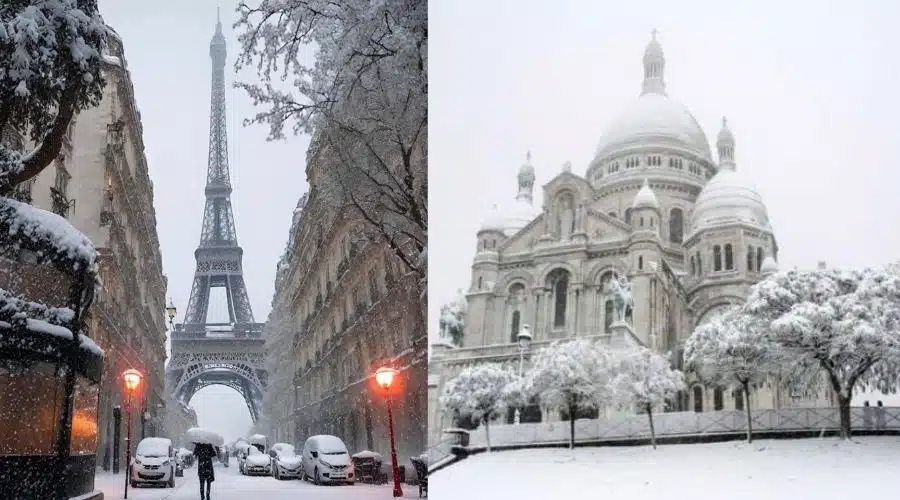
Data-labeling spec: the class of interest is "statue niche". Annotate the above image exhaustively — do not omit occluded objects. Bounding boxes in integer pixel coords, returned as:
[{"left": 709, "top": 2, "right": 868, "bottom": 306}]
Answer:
[{"left": 554, "top": 192, "right": 576, "bottom": 240}]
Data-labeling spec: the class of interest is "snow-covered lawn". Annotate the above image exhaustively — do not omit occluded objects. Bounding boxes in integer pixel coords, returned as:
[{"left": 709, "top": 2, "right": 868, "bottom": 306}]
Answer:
[{"left": 431, "top": 437, "right": 900, "bottom": 500}]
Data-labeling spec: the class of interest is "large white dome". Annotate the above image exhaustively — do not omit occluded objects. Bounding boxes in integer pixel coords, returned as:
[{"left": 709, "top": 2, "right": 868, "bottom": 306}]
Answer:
[
  {"left": 594, "top": 94, "right": 713, "bottom": 163},
  {"left": 503, "top": 198, "right": 539, "bottom": 236},
  {"left": 690, "top": 167, "right": 770, "bottom": 234}
]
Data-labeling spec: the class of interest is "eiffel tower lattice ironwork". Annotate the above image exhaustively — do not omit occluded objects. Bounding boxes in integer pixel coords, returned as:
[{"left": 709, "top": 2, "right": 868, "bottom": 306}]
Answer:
[{"left": 166, "top": 12, "right": 267, "bottom": 422}]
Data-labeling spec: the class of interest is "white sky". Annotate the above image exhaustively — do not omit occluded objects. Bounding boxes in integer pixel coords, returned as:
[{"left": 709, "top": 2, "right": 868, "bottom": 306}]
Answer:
[{"left": 98, "top": 0, "right": 312, "bottom": 442}]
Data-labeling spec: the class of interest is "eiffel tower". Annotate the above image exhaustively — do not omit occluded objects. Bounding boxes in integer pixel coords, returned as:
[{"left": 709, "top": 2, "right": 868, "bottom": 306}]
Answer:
[{"left": 166, "top": 12, "right": 267, "bottom": 422}]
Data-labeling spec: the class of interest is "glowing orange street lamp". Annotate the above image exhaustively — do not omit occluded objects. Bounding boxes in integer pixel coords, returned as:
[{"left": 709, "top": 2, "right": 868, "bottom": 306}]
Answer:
[
  {"left": 375, "top": 366, "right": 403, "bottom": 497},
  {"left": 122, "top": 369, "right": 143, "bottom": 499}
]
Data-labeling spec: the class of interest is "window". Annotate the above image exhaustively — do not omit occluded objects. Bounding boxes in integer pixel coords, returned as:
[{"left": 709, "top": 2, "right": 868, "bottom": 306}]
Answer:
[
  {"left": 713, "top": 245, "right": 722, "bottom": 271},
  {"left": 693, "top": 386, "right": 704, "bottom": 413},
  {"left": 713, "top": 388, "right": 724, "bottom": 411},
  {"left": 624, "top": 208, "right": 633, "bottom": 225},
  {"left": 724, "top": 244, "right": 734, "bottom": 270},
  {"left": 477, "top": 276, "right": 482, "bottom": 290},
  {"left": 757, "top": 247, "right": 764, "bottom": 271},
  {"left": 509, "top": 310, "right": 521, "bottom": 343},
  {"left": 690, "top": 256, "right": 696, "bottom": 276},
  {"left": 696, "top": 252, "right": 702, "bottom": 274},
  {"left": 548, "top": 269, "right": 570, "bottom": 328},
  {"left": 747, "top": 246, "right": 754, "bottom": 272},
  {"left": 734, "top": 389, "right": 744, "bottom": 411},
  {"left": 604, "top": 300, "right": 614, "bottom": 333},
  {"left": 669, "top": 208, "right": 684, "bottom": 244},
  {"left": 639, "top": 216, "right": 644, "bottom": 227},
  {"left": 638, "top": 255, "right": 643, "bottom": 270}
]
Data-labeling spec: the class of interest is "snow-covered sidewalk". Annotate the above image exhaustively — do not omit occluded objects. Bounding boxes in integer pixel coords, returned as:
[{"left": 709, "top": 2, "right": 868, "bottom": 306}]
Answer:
[{"left": 431, "top": 437, "right": 900, "bottom": 500}]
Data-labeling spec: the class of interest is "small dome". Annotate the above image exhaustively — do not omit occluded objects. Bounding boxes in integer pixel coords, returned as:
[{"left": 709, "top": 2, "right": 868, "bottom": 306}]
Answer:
[
  {"left": 504, "top": 198, "right": 539, "bottom": 236},
  {"left": 479, "top": 205, "right": 505, "bottom": 233},
  {"left": 644, "top": 37, "right": 664, "bottom": 61},
  {"left": 632, "top": 178, "right": 659, "bottom": 210},
  {"left": 690, "top": 169, "right": 770, "bottom": 233},
  {"left": 593, "top": 94, "right": 713, "bottom": 164},
  {"left": 716, "top": 118, "right": 734, "bottom": 148},
  {"left": 760, "top": 256, "right": 778, "bottom": 274},
  {"left": 519, "top": 151, "right": 535, "bottom": 179}
]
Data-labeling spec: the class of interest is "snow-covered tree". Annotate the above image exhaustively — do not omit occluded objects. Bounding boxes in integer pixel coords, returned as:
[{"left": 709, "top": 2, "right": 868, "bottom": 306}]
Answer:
[
  {"left": 526, "top": 338, "right": 615, "bottom": 449},
  {"left": 438, "top": 290, "right": 466, "bottom": 346},
  {"left": 0, "top": 0, "right": 108, "bottom": 194},
  {"left": 613, "top": 345, "right": 684, "bottom": 449},
  {"left": 743, "top": 266, "right": 900, "bottom": 439},
  {"left": 440, "top": 364, "right": 517, "bottom": 451},
  {"left": 684, "top": 308, "right": 781, "bottom": 443},
  {"left": 234, "top": 0, "right": 427, "bottom": 286}
]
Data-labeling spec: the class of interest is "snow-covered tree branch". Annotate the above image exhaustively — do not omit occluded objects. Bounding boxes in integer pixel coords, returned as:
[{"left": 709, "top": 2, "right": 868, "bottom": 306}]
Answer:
[
  {"left": 438, "top": 290, "right": 466, "bottom": 346},
  {"left": 527, "top": 338, "right": 615, "bottom": 449},
  {"left": 743, "top": 266, "right": 900, "bottom": 439},
  {"left": 684, "top": 308, "right": 781, "bottom": 443},
  {"left": 234, "top": 0, "right": 427, "bottom": 285},
  {"left": 0, "top": 0, "right": 108, "bottom": 194},
  {"left": 613, "top": 345, "right": 684, "bottom": 449},
  {"left": 440, "top": 364, "right": 517, "bottom": 452}
]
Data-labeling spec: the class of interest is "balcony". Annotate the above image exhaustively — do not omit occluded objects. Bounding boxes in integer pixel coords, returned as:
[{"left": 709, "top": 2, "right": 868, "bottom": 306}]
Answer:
[{"left": 50, "top": 187, "right": 73, "bottom": 217}]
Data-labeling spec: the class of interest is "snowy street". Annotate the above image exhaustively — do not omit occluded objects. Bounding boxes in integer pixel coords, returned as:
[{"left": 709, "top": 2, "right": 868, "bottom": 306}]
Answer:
[
  {"left": 94, "top": 464, "right": 422, "bottom": 500},
  {"left": 431, "top": 437, "right": 900, "bottom": 500}
]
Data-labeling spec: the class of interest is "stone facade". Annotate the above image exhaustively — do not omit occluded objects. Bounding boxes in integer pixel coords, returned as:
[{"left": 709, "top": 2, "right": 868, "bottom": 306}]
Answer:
[
  {"left": 261, "top": 136, "right": 427, "bottom": 480},
  {"left": 5, "top": 27, "right": 169, "bottom": 467},
  {"left": 428, "top": 34, "right": 833, "bottom": 445}
]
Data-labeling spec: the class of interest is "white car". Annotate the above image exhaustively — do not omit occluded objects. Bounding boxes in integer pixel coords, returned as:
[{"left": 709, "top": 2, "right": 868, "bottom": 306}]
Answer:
[
  {"left": 301, "top": 435, "right": 355, "bottom": 485},
  {"left": 269, "top": 443, "right": 303, "bottom": 479},
  {"left": 131, "top": 437, "right": 175, "bottom": 488},
  {"left": 241, "top": 446, "right": 272, "bottom": 476}
]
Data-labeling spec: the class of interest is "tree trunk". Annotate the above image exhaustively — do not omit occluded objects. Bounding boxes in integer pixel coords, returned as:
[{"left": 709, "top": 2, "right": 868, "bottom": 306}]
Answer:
[
  {"left": 568, "top": 403, "right": 576, "bottom": 449},
  {"left": 838, "top": 394, "right": 852, "bottom": 440},
  {"left": 484, "top": 417, "right": 492, "bottom": 452},
  {"left": 743, "top": 383, "right": 754, "bottom": 444},
  {"left": 646, "top": 403, "right": 656, "bottom": 450}
]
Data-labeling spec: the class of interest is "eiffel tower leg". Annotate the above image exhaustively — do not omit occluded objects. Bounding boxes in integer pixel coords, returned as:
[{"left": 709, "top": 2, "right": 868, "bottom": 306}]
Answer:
[
  {"left": 184, "top": 274, "right": 211, "bottom": 324},
  {"left": 224, "top": 275, "right": 237, "bottom": 324},
  {"left": 228, "top": 275, "right": 254, "bottom": 323}
]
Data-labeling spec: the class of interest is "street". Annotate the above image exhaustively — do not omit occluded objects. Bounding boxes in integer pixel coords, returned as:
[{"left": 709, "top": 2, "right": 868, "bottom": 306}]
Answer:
[{"left": 94, "top": 465, "right": 422, "bottom": 499}]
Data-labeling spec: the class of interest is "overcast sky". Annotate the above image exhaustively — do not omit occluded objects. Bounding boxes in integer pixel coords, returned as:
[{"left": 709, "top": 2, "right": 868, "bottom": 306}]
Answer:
[
  {"left": 429, "top": 0, "right": 900, "bottom": 403},
  {"left": 98, "top": 0, "right": 312, "bottom": 442}
]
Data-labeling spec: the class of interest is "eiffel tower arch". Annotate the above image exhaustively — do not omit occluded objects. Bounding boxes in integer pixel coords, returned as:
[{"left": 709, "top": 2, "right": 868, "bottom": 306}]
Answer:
[{"left": 166, "top": 13, "right": 267, "bottom": 422}]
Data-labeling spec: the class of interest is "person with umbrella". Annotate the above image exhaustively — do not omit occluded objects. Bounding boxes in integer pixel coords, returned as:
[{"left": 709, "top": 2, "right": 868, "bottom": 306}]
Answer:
[{"left": 186, "top": 427, "right": 224, "bottom": 500}]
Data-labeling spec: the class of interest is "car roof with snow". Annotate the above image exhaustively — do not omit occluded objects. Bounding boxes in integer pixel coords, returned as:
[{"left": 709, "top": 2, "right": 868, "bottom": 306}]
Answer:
[
  {"left": 305, "top": 435, "right": 347, "bottom": 453},
  {"left": 136, "top": 437, "right": 172, "bottom": 455}
]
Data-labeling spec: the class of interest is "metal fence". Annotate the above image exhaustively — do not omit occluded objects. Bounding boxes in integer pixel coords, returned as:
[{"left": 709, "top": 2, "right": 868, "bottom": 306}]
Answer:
[{"left": 466, "top": 406, "right": 900, "bottom": 449}]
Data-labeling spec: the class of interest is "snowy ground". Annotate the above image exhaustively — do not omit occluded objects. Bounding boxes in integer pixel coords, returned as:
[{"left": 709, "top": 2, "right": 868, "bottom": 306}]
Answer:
[
  {"left": 431, "top": 436, "right": 900, "bottom": 500},
  {"left": 94, "top": 464, "right": 420, "bottom": 499}
]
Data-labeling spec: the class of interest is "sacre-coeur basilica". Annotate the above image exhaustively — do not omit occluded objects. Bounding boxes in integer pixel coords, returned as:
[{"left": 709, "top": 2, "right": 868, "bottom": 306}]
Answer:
[{"left": 427, "top": 33, "right": 836, "bottom": 443}]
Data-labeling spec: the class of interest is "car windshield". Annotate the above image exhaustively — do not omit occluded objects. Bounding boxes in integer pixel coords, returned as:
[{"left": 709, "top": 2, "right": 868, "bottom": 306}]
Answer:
[{"left": 136, "top": 438, "right": 170, "bottom": 458}]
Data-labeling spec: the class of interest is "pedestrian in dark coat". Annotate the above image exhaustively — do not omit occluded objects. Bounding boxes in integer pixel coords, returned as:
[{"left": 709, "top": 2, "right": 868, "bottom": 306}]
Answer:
[{"left": 194, "top": 443, "right": 217, "bottom": 500}]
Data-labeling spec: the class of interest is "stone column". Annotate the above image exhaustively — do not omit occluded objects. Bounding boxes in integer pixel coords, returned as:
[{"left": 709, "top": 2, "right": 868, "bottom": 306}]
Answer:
[
  {"left": 532, "top": 289, "right": 543, "bottom": 338},
  {"left": 568, "top": 285, "right": 581, "bottom": 336}
]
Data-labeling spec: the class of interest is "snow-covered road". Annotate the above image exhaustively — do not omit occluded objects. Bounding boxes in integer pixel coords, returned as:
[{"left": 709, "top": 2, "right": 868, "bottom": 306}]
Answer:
[
  {"left": 94, "top": 464, "right": 421, "bottom": 499},
  {"left": 431, "top": 436, "right": 900, "bottom": 500}
]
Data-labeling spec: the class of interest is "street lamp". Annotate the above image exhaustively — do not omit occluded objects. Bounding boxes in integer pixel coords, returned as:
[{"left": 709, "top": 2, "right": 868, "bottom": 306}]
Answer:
[
  {"left": 514, "top": 325, "right": 532, "bottom": 425},
  {"left": 166, "top": 298, "right": 177, "bottom": 331},
  {"left": 122, "top": 369, "right": 143, "bottom": 499},
  {"left": 375, "top": 366, "right": 403, "bottom": 498}
]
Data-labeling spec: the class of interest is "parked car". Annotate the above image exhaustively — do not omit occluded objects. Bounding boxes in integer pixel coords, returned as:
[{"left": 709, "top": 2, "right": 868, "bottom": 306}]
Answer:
[
  {"left": 241, "top": 446, "right": 272, "bottom": 476},
  {"left": 269, "top": 443, "right": 303, "bottom": 480},
  {"left": 248, "top": 433, "right": 267, "bottom": 453},
  {"left": 131, "top": 437, "right": 176, "bottom": 488},
  {"left": 301, "top": 435, "right": 355, "bottom": 485}
]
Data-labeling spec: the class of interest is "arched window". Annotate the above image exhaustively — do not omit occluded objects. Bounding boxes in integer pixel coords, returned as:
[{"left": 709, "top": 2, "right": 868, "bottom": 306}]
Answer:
[
  {"left": 600, "top": 271, "right": 616, "bottom": 292},
  {"left": 509, "top": 310, "right": 521, "bottom": 343},
  {"left": 548, "top": 269, "right": 570, "bottom": 328},
  {"left": 604, "top": 300, "right": 614, "bottom": 333},
  {"left": 669, "top": 208, "right": 684, "bottom": 244},
  {"left": 693, "top": 386, "right": 704, "bottom": 413},
  {"left": 638, "top": 255, "right": 643, "bottom": 270},
  {"left": 734, "top": 389, "right": 744, "bottom": 411},
  {"left": 639, "top": 216, "right": 644, "bottom": 227},
  {"left": 477, "top": 276, "right": 483, "bottom": 289},
  {"left": 747, "top": 246, "right": 754, "bottom": 271},
  {"left": 757, "top": 247, "right": 764, "bottom": 271},
  {"left": 696, "top": 252, "right": 702, "bottom": 275},
  {"left": 650, "top": 217, "right": 655, "bottom": 227},
  {"left": 625, "top": 208, "right": 633, "bottom": 225},
  {"left": 713, "top": 245, "right": 722, "bottom": 271},
  {"left": 713, "top": 387, "right": 724, "bottom": 410},
  {"left": 724, "top": 244, "right": 734, "bottom": 270},
  {"left": 690, "top": 256, "right": 696, "bottom": 276}
]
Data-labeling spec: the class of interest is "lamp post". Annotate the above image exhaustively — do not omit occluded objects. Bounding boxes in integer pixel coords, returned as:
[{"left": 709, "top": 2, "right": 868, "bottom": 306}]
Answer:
[
  {"left": 122, "top": 369, "right": 143, "bottom": 499},
  {"left": 375, "top": 366, "right": 403, "bottom": 498},
  {"left": 166, "top": 298, "right": 177, "bottom": 332},
  {"left": 514, "top": 325, "right": 532, "bottom": 425}
]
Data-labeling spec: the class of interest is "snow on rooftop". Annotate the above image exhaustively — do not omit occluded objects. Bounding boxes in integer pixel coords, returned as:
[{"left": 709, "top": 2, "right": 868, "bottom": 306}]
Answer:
[{"left": 434, "top": 437, "right": 900, "bottom": 500}]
